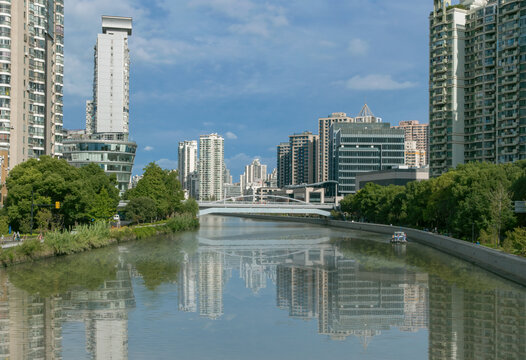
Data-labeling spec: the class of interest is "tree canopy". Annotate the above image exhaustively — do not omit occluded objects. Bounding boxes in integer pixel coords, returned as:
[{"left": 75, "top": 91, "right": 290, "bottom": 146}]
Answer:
[
  {"left": 341, "top": 161, "right": 526, "bottom": 250},
  {"left": 124, "top": 162, "right": 192, "bottom": 223},
  {"left": 5, "top": 156, "right": 120, "bottom": 232}
]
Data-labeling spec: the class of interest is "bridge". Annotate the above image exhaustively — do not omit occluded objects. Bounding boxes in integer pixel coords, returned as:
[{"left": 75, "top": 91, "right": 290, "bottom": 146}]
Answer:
[{"left": 197, "top": 195, "right": 334, "bottom": 217}]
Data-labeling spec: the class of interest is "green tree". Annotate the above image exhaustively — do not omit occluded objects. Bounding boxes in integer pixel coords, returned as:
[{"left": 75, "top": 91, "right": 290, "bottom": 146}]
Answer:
[
  {"left": 36, "top": 209, "right": 52, "bottom": 233},
  {"left": 125, "top": 163, "right": 185, "bottom": 219},
  {"left": 5, "top": 156, "right": 120, "bottom": 231},
  {"left": 180, "top": 198, "right": 199, "bottom": 217},
  {"left": 88, "top": 187, "right": 117, "bottom": 221},
  {"left": 502, "top": 227, "right": 526, "bottom": 256},
  {"left": 124, "top": 197, "right": 157, "bottom": 224}
]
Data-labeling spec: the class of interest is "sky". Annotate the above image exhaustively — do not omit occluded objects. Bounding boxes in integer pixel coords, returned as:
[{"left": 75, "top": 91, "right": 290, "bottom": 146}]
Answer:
[{"left": 64, "top": 0, "right": 432, "bottom": 179}]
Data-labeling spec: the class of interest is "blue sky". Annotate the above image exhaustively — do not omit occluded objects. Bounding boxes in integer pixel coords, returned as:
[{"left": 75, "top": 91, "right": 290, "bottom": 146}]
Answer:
[{"left": 64, "top": 0, "right": 431, "bottom": 178}]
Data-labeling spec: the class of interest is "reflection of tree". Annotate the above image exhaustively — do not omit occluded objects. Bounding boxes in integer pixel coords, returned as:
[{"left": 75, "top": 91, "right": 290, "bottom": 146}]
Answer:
[
  {"left": 337, "top": 239, "right": 517, "bottom": 292},
  {"left": 7, "top": 248, "right": 120, "bottom": 297},
  {"left": 124, "top": 233, "right": 198, "bottom": 290}
]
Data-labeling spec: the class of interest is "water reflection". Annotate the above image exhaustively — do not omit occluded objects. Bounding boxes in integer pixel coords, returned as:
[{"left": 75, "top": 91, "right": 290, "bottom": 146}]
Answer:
[
  {"left": 0, "top": 256, "right": 134, "bottom": 360},
  {"left": 0, "top": 219, "right": 524, "bottom": 359}
]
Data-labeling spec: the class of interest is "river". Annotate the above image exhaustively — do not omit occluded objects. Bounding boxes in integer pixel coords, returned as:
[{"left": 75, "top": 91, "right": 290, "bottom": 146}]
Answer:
[{"left": 0, "top": 216, "right": 524, "bottom": 359}]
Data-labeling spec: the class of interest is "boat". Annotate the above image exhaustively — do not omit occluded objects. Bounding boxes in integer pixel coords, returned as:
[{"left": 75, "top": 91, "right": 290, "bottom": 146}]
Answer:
[{"left": 391, "top": 231, "right": 407, "bottom": 244}]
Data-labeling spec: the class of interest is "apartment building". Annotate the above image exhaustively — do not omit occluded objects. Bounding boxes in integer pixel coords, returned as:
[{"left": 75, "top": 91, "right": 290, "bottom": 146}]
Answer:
[
  {"left": 199, "top": 134, "right": 224, "bottom": 201},
  {"left": 6, "top": 0, "right": 65, "bottom": 168}
]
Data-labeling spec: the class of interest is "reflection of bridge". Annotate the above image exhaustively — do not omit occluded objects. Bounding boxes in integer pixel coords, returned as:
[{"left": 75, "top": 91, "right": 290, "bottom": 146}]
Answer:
[{"left": 198, "top": 195, "right": 334, "bottom": 217}]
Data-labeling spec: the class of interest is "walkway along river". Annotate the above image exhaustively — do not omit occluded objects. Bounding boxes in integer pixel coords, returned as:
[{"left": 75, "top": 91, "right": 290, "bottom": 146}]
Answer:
[{"left": 0, "top": 216, "right": 524, "bottom": 359}]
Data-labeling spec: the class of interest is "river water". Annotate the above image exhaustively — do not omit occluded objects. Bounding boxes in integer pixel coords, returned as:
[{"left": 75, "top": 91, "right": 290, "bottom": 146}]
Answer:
[{"left": 0, "top": 216, "right": 525, "bottom": 360}]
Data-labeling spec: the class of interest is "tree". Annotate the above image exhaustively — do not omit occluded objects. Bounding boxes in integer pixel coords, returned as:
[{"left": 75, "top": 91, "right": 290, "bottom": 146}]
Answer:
[
  {"left": 502, "top": 228, "right": 526, "bottom": 256},
  {"left": 124, "top": 197, "right": 157, "bottom": 224},
  {"left": 5, "top": 156, "right": 120, "bottom": 231},
  {"left": 125, "top": 163, "right": 185, "bottom": 219},
  {"left": 88, "top": 187, "right": 117, "bottom": 221},
  {"left": 36, "top": 209, "right": 52, "bottom": 233}
]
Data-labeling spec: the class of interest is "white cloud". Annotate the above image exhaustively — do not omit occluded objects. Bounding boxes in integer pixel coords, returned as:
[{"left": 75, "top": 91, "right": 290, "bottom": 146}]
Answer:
[
  {"left": 225, "top": 131, "right": 238, "bottom": 140},
  {"left": 144, "top": 146, "right": 154, "bottom": 151},
  {"left": 189, "top": 0, "right": 288, "bottom": 37},
  {"left": 348, "top": 38, "right": 369, "bottom": 56},
  {"left": 157, "top": 159, "right": 178, "bottom": 169},
  {"left": 345, "top": 74, "right": 417, "bottom": 91}
]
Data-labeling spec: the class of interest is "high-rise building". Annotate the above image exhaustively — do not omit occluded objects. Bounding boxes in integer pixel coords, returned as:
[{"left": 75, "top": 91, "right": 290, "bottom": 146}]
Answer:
[
  {"left": 430, "top": 0, "right": 526, "bottom": 176},
  {"left": 6, "top": 0, "right": 65, "bottom": 169},
  {"left": 64, "top": 16, "right": 137, "bottom": 195},
  {"left": 429, "top": 0, "right": 467, "bottom": 177},
  {"left": 290, "top": 132, "right": 318, "bottom": 185},
  {"left": 330, "top": 122, "right": 405, "bottom": 195},
  {"left": 394, "top": 120, "right": 429, "bottom": 167},
  {"left": 318, "top": 113, "right": 355, "bottom": 182},
  {"left": 87, "top": 16, "right": 132, "bottom": 135},
  {"left": 240, "top": 158, "right": 267, "bottom": 192},
  {"left": 199, "top": 134, "right": 224, "bottom": 201},
  {"left": 178, "top": 140, "right": 198, "bottom": 191},
  {"left": 277, "top": 142, "right": 291, "bottom": 188}
]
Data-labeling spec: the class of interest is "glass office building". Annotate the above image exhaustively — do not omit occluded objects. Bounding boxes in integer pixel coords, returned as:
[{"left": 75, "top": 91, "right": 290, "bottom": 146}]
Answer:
[
  {"left": 63, "top": 132, "right": 137, "bottom": 194},
  {"left": 329, "top": 123, "right": 405, "bottom": 195}
]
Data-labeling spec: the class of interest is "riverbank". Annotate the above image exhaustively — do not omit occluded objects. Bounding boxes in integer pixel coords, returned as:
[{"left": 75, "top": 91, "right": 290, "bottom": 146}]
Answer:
[
  {"left": 0, "top": 214, "right": 199, "bottom": 267},
  {"left": 230, "top": 214, "right": 526, "bottom": 287}
]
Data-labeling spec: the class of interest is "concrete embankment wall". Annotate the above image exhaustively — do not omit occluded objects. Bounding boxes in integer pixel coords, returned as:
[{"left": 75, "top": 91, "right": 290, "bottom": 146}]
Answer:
[{"left": 232, "top": 214, "right": 526, "bottom": 287}]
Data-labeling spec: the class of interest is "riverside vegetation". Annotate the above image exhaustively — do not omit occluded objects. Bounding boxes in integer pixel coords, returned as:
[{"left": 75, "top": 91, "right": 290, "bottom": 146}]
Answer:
[
  {"left": 340, "top": 161, "right": 526, "bottom": 256},
  {"left": 0, "top": 159, "right": 200, "bottom": 266}
]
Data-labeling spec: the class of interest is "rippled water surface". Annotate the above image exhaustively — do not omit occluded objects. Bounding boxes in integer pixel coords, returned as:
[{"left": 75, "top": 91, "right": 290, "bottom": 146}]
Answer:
[{"left": 1, "top": 216, "right": 525, "bottom": 359}]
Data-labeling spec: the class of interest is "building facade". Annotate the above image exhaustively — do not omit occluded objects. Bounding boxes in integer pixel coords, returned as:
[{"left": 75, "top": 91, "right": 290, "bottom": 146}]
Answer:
[
  {"left": 394, "top": 120, "right": 429, "bottom": 167},
  {"left": 289, "top": 132, "right": 318, "bottom": 186},
  {"left": 355, "top": 167, "right": 430, "bottom": 191},
  {"left": 318, "top": 113, "right": 355, "bottom": 182},
  {"left": 430, "top": 0, "right": 526, "bottom": 176},
  {"left": 87, "top": 16, "right": 132, "bottom": 135},
  {"left": 277, "top": 142, "right": 291, "bottom": 188},
  {"left": 429, "top": 1, "right": 467, "bottom": 177},
  {"left": 330, "top": 123, "right": 405, "bottom": 195},
  {"left": 5, "top": 0, "right": 65, "bottom": 169},
  {"left": 178, "top": 140, "right": 198, "bottom": 191},
  {"left": 240, "top": 158, "right": 267, "bottom": 193},
  {"left": 64, "top": 16, "right": 136, "bottom": 195},
  {"left": 199, "top": 134, "right": 224, "bottom": 201},
  {"left": 63, "top": 132, "right": 137, "bottom": 194}
]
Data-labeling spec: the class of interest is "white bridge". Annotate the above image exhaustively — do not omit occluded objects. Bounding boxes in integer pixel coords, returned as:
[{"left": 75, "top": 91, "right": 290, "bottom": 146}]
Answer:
[{"left": 198, "top": 195, "right": 334, "bottom": 218}]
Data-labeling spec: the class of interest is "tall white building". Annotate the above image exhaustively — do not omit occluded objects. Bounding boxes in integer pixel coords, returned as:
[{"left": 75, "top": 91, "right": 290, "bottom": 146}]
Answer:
[
  {"left": 5, "top": 0, "right": 65, "bottom": 168},
  {"left": 178, "top": 140, "right": 198, "bottom": 191},
  {"left": 199, "top": 134, "right": 224, "bottom": 201},
  {"left": 240, "top": 159, "right": 267, "bottom": 192},
  {"left": 87, "top": 16, "right": 132, "bottom": 135},
  {"left": 64, "top": 16, "right": 137, "bottom": 195}
]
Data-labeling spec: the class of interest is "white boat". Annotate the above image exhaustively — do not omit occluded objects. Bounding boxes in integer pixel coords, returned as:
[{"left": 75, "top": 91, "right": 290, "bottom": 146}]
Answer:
[{"left": 391, "top": 231, "right": 407, "bottom": 244}]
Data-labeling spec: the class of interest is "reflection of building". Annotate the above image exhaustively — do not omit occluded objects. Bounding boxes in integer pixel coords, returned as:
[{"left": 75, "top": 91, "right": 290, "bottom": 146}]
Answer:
[
  {"left": 178, "top": 253, "right": 198, "bottom": 312},
  {"left": 62, "top": 263, "right": 135, "bottom": 360},
  {"left": 198, "top": 251, "right": 224, "bottom": 319},
  {"left": 0, "top": 273, "right": 63, "bottom": 360},
  {"left": 429, "top": 276, "right": 526, "bottom": 360}
]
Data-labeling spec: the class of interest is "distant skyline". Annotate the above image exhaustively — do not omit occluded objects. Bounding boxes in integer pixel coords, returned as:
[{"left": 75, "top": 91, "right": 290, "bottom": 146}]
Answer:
[{"left": 64, "top": 0, "right": 430, "bottom": 178}]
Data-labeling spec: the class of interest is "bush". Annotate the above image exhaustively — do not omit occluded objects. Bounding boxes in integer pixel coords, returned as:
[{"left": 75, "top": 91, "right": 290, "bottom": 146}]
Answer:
[{"left": 503, "top": 228, "right": 526, "bottom": 257}]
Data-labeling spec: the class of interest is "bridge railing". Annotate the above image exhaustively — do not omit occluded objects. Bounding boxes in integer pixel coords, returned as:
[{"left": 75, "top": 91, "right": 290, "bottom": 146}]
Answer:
[{"left": 200, "top": 195, "right": 316, "bottom": 206}]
